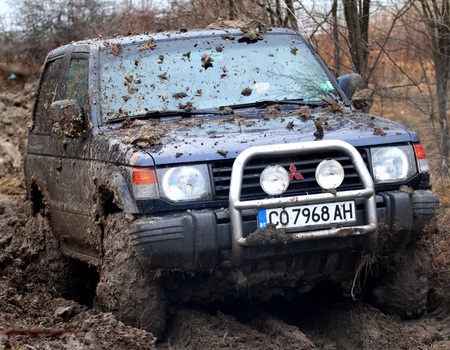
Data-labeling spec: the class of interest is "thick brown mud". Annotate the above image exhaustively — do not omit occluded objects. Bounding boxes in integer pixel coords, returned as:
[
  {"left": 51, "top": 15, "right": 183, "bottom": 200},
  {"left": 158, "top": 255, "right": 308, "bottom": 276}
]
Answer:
[{"left": 1, "top": 86, "right": 449, "bottom": 349}]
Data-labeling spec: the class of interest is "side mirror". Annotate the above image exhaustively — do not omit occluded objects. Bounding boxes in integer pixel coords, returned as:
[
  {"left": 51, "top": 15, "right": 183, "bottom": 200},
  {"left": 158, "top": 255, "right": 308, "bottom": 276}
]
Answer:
[
  {"left": 337, "top": 73, "right": 370, "bottom": 110},
  {"left": 49, "top": 100, "right": 87, "bottom": 138}
]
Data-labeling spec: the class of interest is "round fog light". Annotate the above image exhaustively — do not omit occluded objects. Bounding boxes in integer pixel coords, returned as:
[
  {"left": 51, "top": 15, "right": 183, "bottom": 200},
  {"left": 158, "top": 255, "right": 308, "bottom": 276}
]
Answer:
[
  {"left": 260, "top": 165, "right": 290, "bottom": 196},
  {"left": 315, "top": 159, "right": 345, "bottom": 190}
]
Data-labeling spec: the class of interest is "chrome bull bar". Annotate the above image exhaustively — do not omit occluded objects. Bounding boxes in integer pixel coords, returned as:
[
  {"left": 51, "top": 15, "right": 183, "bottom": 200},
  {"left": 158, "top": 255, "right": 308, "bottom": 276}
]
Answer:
[{"left": 229, "top": 140, "right": 378, "bottom": 265}]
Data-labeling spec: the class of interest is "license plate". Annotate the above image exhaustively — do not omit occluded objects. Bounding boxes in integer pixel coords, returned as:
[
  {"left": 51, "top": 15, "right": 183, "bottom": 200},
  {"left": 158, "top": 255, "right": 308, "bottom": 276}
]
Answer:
[{"left": 257, "top": 201, "right": 356, "bottom": 229}]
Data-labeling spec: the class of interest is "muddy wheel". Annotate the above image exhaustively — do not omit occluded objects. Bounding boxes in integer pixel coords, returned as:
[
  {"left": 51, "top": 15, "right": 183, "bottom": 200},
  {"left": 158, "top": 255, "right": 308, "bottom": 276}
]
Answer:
[
  {"left": 372, "top": 239, "right": 433, "bottom": 319},
  {"left": 94, "top": 213, "right": 167, "bottom": 338}
]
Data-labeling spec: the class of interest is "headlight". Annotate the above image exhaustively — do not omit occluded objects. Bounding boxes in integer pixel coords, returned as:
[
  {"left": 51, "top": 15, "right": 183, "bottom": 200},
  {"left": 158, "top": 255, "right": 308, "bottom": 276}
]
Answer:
[
  {"left": 371, "top": 145, "right": 417, "bottom": 183},
  {"left": 260, "top": 165, "right": 290, "bottom": 196},
  {"left": 158, "top": 164, "right": 212, "bottom": 202},
  {"left": 315, "top": 159, "right": 345, "bottom": 190}
]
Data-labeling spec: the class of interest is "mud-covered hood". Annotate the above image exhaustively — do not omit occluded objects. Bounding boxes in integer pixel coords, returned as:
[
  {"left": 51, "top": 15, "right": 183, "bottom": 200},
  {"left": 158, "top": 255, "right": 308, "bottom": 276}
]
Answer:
[{"left": 102, "top": 108, "right": 419, "bottom": 166}]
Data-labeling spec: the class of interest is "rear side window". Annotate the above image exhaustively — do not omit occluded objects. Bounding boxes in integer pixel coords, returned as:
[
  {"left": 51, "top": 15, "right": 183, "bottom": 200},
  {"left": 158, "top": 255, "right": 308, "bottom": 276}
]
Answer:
[
  {"left": 66, "top": 57, "right": 89, "bottom": 111},
  {"left": 33, "top": 58, "right": 64, "bottom": 134}
]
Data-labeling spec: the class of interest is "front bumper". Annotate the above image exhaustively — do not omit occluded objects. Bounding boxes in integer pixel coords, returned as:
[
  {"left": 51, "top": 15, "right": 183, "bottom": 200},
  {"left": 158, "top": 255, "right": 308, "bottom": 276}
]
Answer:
[{"left": 130, "top": 189, "right": 439, "bottom": 273}]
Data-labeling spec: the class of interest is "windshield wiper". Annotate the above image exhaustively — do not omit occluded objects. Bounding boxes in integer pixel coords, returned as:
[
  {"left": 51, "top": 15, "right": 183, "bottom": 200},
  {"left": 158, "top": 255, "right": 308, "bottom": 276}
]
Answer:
[
  {"left": 105, "top": 99, "right": 333, "bottom": 124},
  {"left": 219, "top": 99, "right": 327, "bottom": 111},
  {"left": 106, "top": 108, "right": 224, "bottom": 123}
]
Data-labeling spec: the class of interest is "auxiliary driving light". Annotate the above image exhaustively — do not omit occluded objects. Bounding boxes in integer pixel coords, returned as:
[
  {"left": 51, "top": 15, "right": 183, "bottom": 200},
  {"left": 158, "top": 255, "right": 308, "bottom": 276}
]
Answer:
[
  {"left": 315, "top": 159, "right": 345, "bottom": 190},
  {"left": 260, "top": 165, "right": 290, "bottom": 196}
]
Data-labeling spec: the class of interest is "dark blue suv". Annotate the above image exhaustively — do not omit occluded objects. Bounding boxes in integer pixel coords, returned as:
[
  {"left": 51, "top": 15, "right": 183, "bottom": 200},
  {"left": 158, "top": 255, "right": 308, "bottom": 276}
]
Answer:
[{"left": 25, "top": 27, "right": 439, "bottom": 337}]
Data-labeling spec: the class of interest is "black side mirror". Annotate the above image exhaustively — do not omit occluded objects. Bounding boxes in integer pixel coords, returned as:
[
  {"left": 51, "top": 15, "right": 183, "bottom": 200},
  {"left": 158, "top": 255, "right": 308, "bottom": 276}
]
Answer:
[
  {"left": 337, "top": 73, "right": 370, "bottom": 110},
  {"left": 49, "top": 100, "right": 86, "bottom": 138}
]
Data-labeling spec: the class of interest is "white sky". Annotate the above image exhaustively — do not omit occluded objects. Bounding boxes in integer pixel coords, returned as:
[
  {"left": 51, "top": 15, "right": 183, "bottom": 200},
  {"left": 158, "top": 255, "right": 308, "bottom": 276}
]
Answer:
[
  {"left": 0, "top": 1, "right": 13, "bottom": 30},
  {"left": 0, "top": 1, "right": 11, "bottom": 16}
]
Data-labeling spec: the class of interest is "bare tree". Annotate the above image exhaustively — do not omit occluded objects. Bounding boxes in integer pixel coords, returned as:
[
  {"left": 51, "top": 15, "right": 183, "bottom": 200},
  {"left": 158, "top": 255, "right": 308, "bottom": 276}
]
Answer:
[
  {"left": 154, "top": 0, "right": 278, "bottom": 30},
  {"left": 252, "top": 0, "right": 298, "bottom": 29},
  {"left": 331, "top": 0, "right": 341, "bottom": 76},
  {"left": 112, "top": 0, "right": 165, "bottom": 33},
  {"left": 7, "top": 0, "right": 116, "bottom": 63},
  {"left": 397, "top": 0, "right": 450, "bottom": 173},
  {"left": 342, "top": 0, "right": 371, "bottom": 76}
]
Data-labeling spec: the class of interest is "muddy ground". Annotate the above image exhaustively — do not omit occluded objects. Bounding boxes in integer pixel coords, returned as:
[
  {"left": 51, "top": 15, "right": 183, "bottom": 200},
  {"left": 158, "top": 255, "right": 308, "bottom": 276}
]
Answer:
[{"left": 0, "top": 85, "right": 449, "bottom": 349}]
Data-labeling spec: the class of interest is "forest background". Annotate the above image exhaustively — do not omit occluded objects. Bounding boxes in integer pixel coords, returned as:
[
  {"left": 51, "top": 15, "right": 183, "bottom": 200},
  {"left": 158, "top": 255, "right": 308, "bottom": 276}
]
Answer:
[{"left": 0, "top": 0, "right": 449, "bottom": 204}]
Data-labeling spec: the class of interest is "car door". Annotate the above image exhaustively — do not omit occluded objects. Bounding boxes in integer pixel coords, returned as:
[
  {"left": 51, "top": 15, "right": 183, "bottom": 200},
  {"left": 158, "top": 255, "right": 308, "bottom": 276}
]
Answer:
[
  {"left": 48, "top": 53, "right": 104, "bottom": 262},
  {"left": 26, "top": 55, "right": 65, "bottom": 215}
]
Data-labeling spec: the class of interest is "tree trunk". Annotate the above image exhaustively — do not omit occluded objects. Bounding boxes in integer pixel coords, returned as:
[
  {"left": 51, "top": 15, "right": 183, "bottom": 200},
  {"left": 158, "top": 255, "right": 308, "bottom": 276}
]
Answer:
[
  {"left": 342, "top": 0, "right": 371, "bottom": 77},
  {"left": 361, "top": 0, "right": 371, "bottom": 69},
  {"left": 285, "top": 0, "right": 297, "bottom": 30},
  {"left": 332, "top": 0, "right": 340, "bottom": 76},
  {"left": 228, "top": 0, "right": 236, "bottom": 20}
]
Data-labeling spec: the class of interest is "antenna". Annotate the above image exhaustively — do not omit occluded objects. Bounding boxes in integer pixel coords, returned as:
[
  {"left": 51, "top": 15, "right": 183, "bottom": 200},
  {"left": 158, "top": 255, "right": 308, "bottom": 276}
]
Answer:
[{"left": 283, "top": 2, "right": 314, "bottom": 46}]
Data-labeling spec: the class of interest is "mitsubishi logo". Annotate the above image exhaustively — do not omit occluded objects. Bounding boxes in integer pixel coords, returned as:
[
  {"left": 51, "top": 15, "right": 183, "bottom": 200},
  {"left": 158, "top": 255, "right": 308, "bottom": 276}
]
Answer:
[{"left": 289, "top": 164, "right": 304, "bottom": 181}]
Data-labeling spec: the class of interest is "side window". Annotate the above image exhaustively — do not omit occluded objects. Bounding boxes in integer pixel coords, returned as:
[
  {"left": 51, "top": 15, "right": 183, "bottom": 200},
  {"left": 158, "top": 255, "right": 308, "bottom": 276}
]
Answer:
[
  {"left": 33, "top": 58, "right": 63, "bottom": 134},
  {"left": 66, "top": 57, "right": 89, "bottom": 111}
]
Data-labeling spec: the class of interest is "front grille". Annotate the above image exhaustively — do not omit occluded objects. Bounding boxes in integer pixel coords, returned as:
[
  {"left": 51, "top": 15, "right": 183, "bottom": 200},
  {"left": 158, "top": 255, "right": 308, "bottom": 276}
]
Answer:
[{"left": 212, "top": 149, "right": 369, "bottom": 200}]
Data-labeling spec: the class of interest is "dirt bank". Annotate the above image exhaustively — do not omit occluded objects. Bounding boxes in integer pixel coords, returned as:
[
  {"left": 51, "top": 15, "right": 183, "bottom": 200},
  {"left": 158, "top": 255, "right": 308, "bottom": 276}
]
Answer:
[{"left": 0, "top": 85, "right": 449, "bottom": 349}]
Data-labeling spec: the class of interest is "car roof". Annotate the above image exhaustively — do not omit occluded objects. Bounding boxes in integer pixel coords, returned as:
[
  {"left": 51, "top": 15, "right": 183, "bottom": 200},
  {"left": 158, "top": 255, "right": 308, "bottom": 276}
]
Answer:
[{"left": 47, "top": 27, "right": 301, "bottom": 58}]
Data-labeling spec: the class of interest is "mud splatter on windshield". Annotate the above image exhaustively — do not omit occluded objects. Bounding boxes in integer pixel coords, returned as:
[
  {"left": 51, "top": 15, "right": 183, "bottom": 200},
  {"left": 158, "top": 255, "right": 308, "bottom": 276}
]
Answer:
[
  {"left": 99, "top": 31, "right": 340, "bottom": 123},
  {"left": 139, "top": 38, "right": 157, "bottom": 51}
]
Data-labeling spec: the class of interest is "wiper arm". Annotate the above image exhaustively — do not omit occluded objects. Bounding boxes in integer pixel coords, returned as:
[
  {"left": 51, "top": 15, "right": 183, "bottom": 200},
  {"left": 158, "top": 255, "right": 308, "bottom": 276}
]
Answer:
[
  {"left": 140, "top": 108, "right": 225, "bottom": 117},
  {"left": 219, "top": 99, "right": 326, "bottom": 111},
  {"left": 106, "top": 108, "right": 224, "bottom": 123}
]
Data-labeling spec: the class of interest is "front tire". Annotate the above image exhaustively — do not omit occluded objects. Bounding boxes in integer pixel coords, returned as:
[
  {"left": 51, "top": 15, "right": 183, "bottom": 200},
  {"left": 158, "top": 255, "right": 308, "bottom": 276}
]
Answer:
[{"left": 94, "top": 213, "right": 167, "bottom": 338}]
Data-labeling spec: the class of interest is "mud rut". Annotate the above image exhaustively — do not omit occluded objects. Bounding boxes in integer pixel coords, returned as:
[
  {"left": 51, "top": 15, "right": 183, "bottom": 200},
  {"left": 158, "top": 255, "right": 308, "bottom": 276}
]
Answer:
[{"left": 1, "top": 85, "right": 449, "bottom": 349}]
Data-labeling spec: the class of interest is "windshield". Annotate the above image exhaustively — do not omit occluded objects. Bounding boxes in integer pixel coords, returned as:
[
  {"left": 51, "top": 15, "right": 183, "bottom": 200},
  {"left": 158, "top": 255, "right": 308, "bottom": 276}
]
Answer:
[{"left": 99, "top": 31, "right": 338, "bottom": 122}]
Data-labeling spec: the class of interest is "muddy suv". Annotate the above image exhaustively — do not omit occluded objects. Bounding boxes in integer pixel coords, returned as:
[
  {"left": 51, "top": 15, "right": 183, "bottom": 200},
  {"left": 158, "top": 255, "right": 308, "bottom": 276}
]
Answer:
[{"left": 25, "top": 26, "right": 439, "bottom": 336}]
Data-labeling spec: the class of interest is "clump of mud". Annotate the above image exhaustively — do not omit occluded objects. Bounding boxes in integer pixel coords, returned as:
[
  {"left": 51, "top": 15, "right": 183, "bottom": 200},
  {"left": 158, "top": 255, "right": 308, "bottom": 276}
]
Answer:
[
  {"left": 245, "top": 224, "right": 292, "bottom": 245},
  {"left": 120, "top": 122, "right": 164, "bottom": 147},
  {"left": 159, "top": 308, "right": 315, "bottom": 350},
  {"left": 109, "top": 117, "right": 202, "bottom": 148},
  {"left": 207, "top": 18, "right": 268, "bottom": 42}
]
